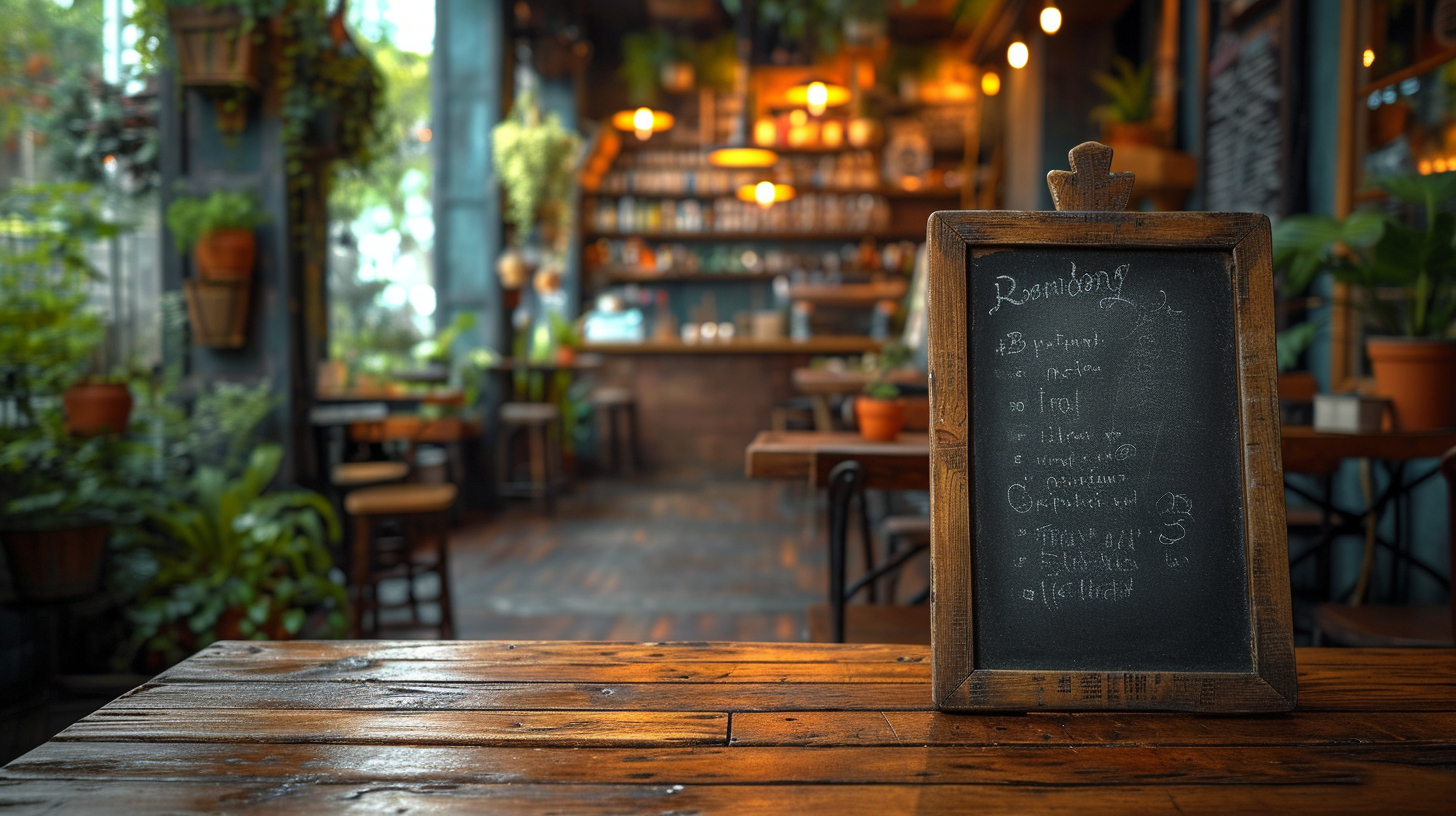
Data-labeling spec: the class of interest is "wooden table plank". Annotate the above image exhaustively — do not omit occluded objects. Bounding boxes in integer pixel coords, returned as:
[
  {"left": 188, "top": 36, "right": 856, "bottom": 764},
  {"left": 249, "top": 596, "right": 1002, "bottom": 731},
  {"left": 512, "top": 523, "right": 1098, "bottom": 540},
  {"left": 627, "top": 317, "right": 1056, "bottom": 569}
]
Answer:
[
  {"left": 54, "top": 710, "right": 727, "bottom": 747},
  {"left": 154, "top": 658, "right": 930, "bottom": 685},
  {"left": 113, "top": 681, "right": 933, "bottom": 712},
  {"left": 5, "top": 742, "right": 1452, "bottom": 787},
  {"left": 1, "top": 779, "right": 1451, "bottom": 815},
  {"left": 731, "top": 710, "right": 1456, "bottom": 746},
  {"left": 744, "top": 430, "right": 930, "bottom": 489},
  {"left": 186, "top": 639, "right": 931, "bottom": 665}
]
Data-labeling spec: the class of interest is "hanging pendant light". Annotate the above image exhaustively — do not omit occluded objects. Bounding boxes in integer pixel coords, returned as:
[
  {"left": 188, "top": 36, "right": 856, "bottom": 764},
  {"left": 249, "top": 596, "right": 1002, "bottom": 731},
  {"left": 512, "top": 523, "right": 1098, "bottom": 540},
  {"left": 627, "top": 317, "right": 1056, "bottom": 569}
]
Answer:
[
  {"left": 737, "top": 180, "right": 796, "bottom": 208},
  {"left": 785, "top": 78, "right": 849, "bottom": 117},
  {"left": 1040, "top": 3, "right": 1062, "bottom": 35},
  {"left": 612, "top": 106, "right": 675, "bottom": 140},
  {"left": 707, "top": 0, "right": 778, "bottom": 168}
]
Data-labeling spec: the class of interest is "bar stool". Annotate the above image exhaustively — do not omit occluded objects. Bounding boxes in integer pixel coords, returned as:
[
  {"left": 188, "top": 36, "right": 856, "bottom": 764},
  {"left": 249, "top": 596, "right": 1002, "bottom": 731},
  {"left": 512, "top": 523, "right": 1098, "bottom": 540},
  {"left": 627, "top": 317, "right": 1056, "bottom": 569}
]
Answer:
[
  {"left": 496, "top": 402, "right": 563, "bottom": 509},
  {"left": 332, "top": 460, "right": 410, "bottom": 488},
  {"left": 590, "top": 386, "right": 641, "bottom": 475},
  {"left": 344, "top": 482, "right": 457, "bottom": 638}
]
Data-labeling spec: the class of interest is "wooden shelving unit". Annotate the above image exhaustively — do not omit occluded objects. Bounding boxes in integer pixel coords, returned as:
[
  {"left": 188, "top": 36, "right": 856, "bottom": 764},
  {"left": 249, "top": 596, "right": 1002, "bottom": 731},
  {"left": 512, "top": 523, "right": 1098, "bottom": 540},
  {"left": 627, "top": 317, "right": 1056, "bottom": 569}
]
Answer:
[{"left": 786, "top": 280, "right": 908, "bottom": 306}]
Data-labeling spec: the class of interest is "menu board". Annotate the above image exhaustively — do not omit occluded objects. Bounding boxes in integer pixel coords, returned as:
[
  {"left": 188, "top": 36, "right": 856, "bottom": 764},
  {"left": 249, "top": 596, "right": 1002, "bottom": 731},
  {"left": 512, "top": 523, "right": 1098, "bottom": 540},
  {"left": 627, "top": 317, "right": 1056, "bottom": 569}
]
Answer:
[
  {"left": 968, "top": 247, "right": 1251, "bottom": 672},
  {"left": 926, "top": 146, "right": 1297, "bottom": 713},
  {"left": 1205, "top": 2, "right": 1290, "bottom": 220}
]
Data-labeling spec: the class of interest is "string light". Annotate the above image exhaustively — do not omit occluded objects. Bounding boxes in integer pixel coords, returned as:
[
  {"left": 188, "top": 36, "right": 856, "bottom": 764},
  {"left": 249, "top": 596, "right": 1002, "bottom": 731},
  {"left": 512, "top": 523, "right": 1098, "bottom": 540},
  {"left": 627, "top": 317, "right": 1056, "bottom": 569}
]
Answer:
[
  {"left": 1040, "top": 4, "right": 1062, "bottom": 35},
  {"left": 981, "top": 71, "right": 1001, "bottom": 96},
  {"left": 1008, "top": 40, "right": 1029, "bottom": 69}
]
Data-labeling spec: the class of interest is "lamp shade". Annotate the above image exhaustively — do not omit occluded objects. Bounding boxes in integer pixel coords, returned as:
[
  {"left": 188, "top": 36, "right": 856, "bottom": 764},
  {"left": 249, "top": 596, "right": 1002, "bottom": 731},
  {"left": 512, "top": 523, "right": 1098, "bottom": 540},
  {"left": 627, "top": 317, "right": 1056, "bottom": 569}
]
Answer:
[
  {"left": 785, "top": 79, "right": 850, "bottom": 116},
  {"left": 708, "top": 145, "right": 779, "bottom": 168},
  {"left": 737, "top": 181, "right": 796, "bottom": 207},
  {"left": 612, "top": 107, "right": 675, "bottom": 140}
]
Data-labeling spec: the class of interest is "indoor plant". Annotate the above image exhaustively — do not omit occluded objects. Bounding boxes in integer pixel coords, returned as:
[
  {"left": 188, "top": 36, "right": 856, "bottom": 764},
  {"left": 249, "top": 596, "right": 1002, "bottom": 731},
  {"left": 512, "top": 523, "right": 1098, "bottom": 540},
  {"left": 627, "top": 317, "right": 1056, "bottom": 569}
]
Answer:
[
  {"left": 166, "top": 189, "right": 267, "bottom": 282},
  {"left": 128, "top": 443, "right": 347, "bottom": 666},
  {"left": 855, "top": 340, "right": 912, "bottom": 442},
  {"left": 1090, "top": 56, "right": 1156, "bottom": 147},
  {"left": 1274, "top": 171, "right": 1456, "bottom": 430},
  {"left": 491, "top": 91, "right": 581, "bottom": 256}
]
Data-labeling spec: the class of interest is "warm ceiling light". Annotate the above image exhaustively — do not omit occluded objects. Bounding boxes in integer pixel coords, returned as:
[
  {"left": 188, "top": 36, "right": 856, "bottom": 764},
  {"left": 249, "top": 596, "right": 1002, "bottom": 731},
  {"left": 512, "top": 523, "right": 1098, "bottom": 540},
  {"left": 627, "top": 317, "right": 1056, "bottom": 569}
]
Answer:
[
  {"left": 1040, "top": 5, "right": 1062, "bottom": 35},
  {"left": 785, "top": 78, "right": 850, "bottom": 117},
  {"left": 1008, "top": 40, "right": 1029, "bottom": 69},
  {"left": 611, "top": 107, "right": 674, "bottom": 140},
  {"left": 981, "top": 71, "right": 1001, "bottom": 96},
  {"left": 709, "top": 146, "right": 779, "bottom": 168},
  {"left": 1362, "top": 48, "right": 1376, "bottom": 68},
  {"left": 737, "top": 181, "right": 796, "bottom": 208}
]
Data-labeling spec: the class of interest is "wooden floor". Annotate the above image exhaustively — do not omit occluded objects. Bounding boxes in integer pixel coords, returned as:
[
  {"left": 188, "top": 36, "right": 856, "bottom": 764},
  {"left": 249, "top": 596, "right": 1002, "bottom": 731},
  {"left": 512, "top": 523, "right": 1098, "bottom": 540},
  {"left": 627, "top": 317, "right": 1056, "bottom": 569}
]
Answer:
[{"left": 444, "top": 474, "right": 823, "bottom": 642}]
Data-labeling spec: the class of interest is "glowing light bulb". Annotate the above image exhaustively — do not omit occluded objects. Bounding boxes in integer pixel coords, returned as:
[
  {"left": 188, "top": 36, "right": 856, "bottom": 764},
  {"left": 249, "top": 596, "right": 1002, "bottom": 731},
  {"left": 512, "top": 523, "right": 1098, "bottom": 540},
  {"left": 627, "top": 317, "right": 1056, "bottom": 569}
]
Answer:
[
  {"left": 1362, "top": 48, "right": 1375, "bottom": 68},
  {"left": 755, "top": 181, "right": 776, "bottom": 208},
  {"left": 807, "top": 81, "right": 828, "bottom": 116},
  {"left": 1008, "top": 41, "right": 1029, "bottom": 69},
  {"left": 981, "top": 71, "right": 1001, "bottom": 96},
  {"left": 1040, "top": 6, "right": 1062, "bottom": 35},
  {"left": 633, "top": 107, "right": 654, "bottom": 140}
]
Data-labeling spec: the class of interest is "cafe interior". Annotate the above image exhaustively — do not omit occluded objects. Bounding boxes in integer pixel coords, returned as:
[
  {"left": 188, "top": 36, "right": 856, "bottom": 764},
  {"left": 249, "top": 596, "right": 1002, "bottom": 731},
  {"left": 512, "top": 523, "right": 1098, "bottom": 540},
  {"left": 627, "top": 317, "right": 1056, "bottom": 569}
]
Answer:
[{"left": 1, "top": 0, "right": 1455, "bottom": 808}]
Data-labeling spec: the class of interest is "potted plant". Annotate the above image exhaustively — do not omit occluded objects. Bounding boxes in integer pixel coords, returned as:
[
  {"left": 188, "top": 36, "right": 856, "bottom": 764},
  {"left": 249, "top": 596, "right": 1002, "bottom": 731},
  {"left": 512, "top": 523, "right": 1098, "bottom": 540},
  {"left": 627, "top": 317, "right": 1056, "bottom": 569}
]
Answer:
[
  {"left": 129, "top": 443, "right": 346, "bottom": 666},
  {"left": 131, "top": 0, "right": 284, "bottom": 88},
  {"left": 1090, "top": 56, "right": 1156, "bottom": 147},
  {"left": 491, "top": 91, "right": 581, "bottom": 266},
  {"left": 166, "top": 189, "right": 266, "bottom": 283},
  {"left": 1274, "top": 171, "right": 1456, "bottom": 430},
  {"left": 855, "top": 340, "right": 912, "bottom": 442}
]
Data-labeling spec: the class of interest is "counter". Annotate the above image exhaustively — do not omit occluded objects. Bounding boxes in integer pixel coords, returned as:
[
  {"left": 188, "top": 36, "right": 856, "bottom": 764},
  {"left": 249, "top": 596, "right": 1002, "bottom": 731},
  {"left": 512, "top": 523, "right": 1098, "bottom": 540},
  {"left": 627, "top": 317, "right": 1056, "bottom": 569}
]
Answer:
[{"left": 585, "top": 338, "right": 881, "bottom": 474}]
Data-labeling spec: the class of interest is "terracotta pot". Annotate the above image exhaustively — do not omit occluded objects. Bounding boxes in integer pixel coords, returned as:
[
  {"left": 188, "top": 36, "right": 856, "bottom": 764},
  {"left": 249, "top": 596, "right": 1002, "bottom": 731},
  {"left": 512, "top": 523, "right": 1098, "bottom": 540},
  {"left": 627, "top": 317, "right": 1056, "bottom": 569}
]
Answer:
[
  {"left": 194, "top": 228, "right": 256, "bottom": 282},
  {"left": 556, "top": 346, "right": 577, "bottom": 366},
  {"left": 0, "top": 525, "right": 108, "bottom": 603},
  {"left": 1366, "top": 338, "right": 1456, "bottom": 431},
  {"left": 63, "top": 382, "right": 133, "bottom": 437},
  {"left": 1101, "top": 121, "right": 1160, "bottom": 147},
  {"left": 855, "top": 396, "right": 905, "bottom": 442}
]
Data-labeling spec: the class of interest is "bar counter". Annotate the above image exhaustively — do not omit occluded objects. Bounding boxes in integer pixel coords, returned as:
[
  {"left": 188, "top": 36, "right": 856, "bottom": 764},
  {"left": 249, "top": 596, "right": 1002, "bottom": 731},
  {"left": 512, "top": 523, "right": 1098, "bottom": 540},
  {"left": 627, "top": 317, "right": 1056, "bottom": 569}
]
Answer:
[
  {"left": 2, "top": 641, "right": 1454, "bottom": 813},
  {"left": 586, "top": 337, "right": 880, "bottom": 474}
]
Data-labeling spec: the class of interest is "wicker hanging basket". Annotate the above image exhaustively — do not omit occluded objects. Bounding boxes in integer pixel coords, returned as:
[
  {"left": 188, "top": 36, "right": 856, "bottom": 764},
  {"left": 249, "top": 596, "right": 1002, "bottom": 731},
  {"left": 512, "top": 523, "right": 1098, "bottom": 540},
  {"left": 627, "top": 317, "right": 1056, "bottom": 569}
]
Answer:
[
  {"left": 184, "top": 278, "right": 252, "bottom": 348},
  {"left": 168, "top": 7, "right": 260, "bottom": 89}
]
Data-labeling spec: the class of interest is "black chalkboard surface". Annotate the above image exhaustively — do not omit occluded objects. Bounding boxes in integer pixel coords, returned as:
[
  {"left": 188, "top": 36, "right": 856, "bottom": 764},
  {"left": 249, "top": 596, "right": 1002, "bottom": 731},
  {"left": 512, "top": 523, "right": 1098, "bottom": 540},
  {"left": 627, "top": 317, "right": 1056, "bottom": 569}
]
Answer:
[
  {"left": 970, "top": 248, "right": 1250, "bottom": 674},
  {"left": 926, "top": 142, "right": 1297, "bottom": 714}
]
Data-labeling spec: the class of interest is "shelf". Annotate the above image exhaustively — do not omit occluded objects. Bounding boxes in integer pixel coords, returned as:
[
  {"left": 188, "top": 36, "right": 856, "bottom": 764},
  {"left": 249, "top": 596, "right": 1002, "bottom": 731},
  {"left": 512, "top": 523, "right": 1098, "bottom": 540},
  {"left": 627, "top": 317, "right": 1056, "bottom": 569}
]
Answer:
[
  {"left": 584, "top": 187, "right": 961, "bottom": 201},
  {"left": 787, "top": 280, "right": 909, "bottom": 306},
  {"left": 583, "top": 337, "right": 883, "bottom": 355},
  {"left": 583, "top": 230, "right": 928, "bottom": 242},
  {"left": 595, "top": 269, "right": 781, "bottom": 283}
]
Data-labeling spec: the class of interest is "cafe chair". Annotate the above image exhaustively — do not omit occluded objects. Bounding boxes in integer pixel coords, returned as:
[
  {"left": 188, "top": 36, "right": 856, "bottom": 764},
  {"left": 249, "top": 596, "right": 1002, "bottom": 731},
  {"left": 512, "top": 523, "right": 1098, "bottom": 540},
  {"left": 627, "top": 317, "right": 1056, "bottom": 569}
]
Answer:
[
  {"left": 808, "top": 460, "right": 930, "bottom": 644},
  {"left": 327, "top": 459, "right": 411, "bottom": 578},
  {"left": 344, "top": 482, "right": 458, "bottom": 639},
  {"left": 1312, "top": 445, "right": 1455, "bottom": 647}
]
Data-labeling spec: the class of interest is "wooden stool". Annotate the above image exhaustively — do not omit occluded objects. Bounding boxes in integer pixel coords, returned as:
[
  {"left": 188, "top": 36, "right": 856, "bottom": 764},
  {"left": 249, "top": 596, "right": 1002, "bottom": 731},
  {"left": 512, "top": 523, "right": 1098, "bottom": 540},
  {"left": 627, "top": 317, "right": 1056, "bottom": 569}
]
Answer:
[
  {"left": 344, "top": 482, "right": 457, "bottom": 639},
  {"left": 332, "top": 460, "right": 410, "bottom": 487},
  {"left": 496, "top": 402, "right": 563, "bottom": 509},
  {"left": 590, "top": 386, "right": 641, "bottom": 475}
]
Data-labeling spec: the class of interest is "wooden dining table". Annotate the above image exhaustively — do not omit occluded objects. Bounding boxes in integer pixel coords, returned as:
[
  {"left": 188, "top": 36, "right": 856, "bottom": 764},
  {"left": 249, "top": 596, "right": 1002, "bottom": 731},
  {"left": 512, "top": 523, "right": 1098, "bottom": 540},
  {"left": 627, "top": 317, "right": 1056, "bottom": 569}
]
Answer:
[{"left": 1, "top": 641, "right": 1453, "bottom": 813}]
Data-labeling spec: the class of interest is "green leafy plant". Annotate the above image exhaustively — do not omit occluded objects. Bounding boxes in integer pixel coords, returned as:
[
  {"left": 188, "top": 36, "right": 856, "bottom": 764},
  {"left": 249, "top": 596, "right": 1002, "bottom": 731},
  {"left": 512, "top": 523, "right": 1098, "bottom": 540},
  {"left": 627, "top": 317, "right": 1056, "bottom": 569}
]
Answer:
[
  {"left": 164, "top": 189, "right": 267, "bottom": 251},
  {"left": 620, "top": 30, "right": 679, "bottom": 105},
  {"left": 129, "top": 443, "right": 346, "bottom": 665},
  {"left": 1274, "top": 172, "right": 1456, "bottom": 338},
  {"left": 1090, "top": 56, "right": 1154, "bottom": 126},
  {"left": 492, "top": 91, "right": 581, "bottom": 244},
  {"left": 861, "top": 339, "right": 911, "bottom": 400}
]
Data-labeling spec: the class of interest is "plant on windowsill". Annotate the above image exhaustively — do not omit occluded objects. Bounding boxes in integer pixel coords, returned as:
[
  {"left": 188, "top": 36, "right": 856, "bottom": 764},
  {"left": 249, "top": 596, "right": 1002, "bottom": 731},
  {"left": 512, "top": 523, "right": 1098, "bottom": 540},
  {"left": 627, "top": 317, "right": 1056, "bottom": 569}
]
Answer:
[
  {"left": 1274, "top": 171, "right": 1456, "bottom": 430},
  {"left": 1090, "top": 56, "right": 1157, "bottom": 147},
  {"left": 854, "top": 340, "right": 912, "bottom": 442}
]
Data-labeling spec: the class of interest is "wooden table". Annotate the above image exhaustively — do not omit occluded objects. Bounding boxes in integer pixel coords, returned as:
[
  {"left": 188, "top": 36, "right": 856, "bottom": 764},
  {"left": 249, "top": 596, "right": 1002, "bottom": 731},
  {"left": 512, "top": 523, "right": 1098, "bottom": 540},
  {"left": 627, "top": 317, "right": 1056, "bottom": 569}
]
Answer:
[
  {"left": 791, "top": 367, "right": 927, "bottom": 431},
  {"left": 746, "top": 429, "right": 930, "bottom": 490},
  {"left": 2, "top": 642, "right": 1454, "bottom": 813}
]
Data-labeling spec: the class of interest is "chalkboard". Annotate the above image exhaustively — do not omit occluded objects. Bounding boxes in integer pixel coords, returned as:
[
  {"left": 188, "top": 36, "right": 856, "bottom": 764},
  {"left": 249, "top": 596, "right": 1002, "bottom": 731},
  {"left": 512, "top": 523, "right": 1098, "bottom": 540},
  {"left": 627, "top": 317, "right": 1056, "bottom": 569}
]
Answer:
[{"left": 926, "top": 143, "right": 1297, "bottom": 714}]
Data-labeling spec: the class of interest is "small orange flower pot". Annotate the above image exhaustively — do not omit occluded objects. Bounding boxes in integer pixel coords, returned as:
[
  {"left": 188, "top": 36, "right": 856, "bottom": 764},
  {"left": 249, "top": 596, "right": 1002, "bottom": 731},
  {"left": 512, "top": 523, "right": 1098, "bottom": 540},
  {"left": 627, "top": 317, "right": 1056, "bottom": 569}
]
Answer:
[
  {"left": 855, "top": 396, "right": 906, "bottom": 442},
  {"left": 194, "top": 228, "right": 256, "bottom": 283},
  {"left": 1367, "top": 338, "right": 1456, "bottom": 431}
]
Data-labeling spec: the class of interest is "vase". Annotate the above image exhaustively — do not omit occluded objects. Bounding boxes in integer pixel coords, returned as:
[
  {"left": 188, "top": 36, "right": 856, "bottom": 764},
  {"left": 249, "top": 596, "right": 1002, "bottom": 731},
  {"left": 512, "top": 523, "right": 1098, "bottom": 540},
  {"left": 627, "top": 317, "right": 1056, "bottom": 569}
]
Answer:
[
  {"left": 1366, "top": 338, "right": 1456, "bottom": 431},
  {"left": 1101, "top": 122, "right": 1160, "bottom": 147},
  {"left": 855, "top": 396, "right": 906, "bottom": 442},
  {"left": 63, "top": 382, "right": 133, "bottom": 437}
]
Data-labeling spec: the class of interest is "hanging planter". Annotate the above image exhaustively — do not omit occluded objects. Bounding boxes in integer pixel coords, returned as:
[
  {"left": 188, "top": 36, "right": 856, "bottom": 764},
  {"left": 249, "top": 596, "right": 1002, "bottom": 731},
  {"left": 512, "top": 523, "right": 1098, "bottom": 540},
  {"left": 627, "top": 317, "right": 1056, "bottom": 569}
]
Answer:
[
  {"left": 0, "top": 524, "right": 109, "bottom": 603},
  {"left": 167, "top": 7, "right": 260, "bottom": 89},
  {"left": 193, "top": 227, "right": 257, "bottom": 283},
  {"left": 62, "top": 382, "right": 134, "bottom": 437},
  {"left": 184, "top": 278, "right": 252, "bottom": 348}
]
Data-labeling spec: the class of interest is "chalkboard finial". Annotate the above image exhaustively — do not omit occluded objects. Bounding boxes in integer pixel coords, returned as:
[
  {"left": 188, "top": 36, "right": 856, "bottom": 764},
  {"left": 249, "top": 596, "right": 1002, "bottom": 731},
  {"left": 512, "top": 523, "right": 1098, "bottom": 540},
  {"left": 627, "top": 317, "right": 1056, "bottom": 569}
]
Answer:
[{"left": 1047, "top": 142, "right": 1135, "bottom": 212}]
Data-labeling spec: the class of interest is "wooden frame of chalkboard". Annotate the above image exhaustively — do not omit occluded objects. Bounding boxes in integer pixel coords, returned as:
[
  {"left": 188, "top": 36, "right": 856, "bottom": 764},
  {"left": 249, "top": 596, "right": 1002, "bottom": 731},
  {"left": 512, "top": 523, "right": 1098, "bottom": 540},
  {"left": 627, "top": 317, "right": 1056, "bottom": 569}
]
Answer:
[{"left": 926, "top": 206, "right": 1297, "bottom": 714}]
